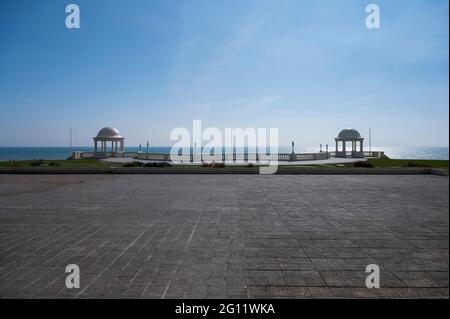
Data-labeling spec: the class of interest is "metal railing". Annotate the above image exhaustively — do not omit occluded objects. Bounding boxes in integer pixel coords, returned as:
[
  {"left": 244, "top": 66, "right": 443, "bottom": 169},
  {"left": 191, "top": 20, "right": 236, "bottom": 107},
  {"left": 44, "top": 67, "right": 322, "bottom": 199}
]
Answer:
[
  {"left": 73, "top": 150, "right": 384, "bottom": 162},
  {"left": 134, "top": 152, "right": 330, "bottom": 162}
]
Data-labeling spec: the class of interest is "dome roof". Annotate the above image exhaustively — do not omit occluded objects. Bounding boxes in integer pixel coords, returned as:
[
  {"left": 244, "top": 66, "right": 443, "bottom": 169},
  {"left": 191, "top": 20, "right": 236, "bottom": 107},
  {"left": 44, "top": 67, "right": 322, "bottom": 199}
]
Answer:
[
  {"left": 337, "top": 128, "right": 362, "bottom": 139},
  {"left": 95, "top": 127, "right": 123, "bottom": 139}
]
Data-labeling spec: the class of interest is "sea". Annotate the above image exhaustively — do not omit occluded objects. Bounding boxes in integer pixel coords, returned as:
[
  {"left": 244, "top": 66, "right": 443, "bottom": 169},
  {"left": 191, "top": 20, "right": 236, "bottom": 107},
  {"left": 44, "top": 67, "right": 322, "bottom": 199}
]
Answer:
[{"left": 0, "top": 146, "right": 448, "bottom": 161}]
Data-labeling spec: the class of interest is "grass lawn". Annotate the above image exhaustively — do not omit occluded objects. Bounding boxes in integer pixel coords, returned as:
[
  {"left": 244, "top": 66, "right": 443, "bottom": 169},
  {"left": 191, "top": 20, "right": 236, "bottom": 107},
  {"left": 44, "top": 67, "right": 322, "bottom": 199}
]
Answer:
[
  {"left": 0, "top": 159, "right": 123, "bottom": 168},
  {"left": 365, "top": 159, "right": 449, "bottom": 169},
  {"left": 0, "top": 159, "right": 206, "bottom": 169},
  {"left": 0, "top": 158, "right": 448, "bottom": 170}
]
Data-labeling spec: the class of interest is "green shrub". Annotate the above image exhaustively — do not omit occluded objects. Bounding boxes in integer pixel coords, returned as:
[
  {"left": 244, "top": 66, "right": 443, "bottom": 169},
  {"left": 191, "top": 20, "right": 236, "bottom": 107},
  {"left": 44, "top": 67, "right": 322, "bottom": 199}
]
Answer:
[
  {"left": 122, "top": 161, "right": 143, "bottom": 167},
  {"left": 144, "top": 162, "right": 171, "bottom": 167},
  {"left": 353, "top": 161, "right": 374, "bottom": 168},
  {"left": 48, "top": 161, "right": 61, "bottom": 167},
  {"left": 401, "top": 161, "right": 431, "bottom": 168},
  {"left": 30, "top": 159, "right": 44, "bottom": 167},
  {"left": 202, "top": 162, "right": 225, "bottom": 168}
]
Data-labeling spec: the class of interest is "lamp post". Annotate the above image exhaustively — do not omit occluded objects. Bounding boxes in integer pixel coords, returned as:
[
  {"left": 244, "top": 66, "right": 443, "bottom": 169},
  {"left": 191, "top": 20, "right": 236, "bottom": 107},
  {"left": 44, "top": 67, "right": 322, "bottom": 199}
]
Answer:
[
  {"left": 290, "top": 141, "right": 295, "bottom": 162},
  {"left": 69, "top": 127, "right": 72, "bottom": 155},
  {"left": 194, "top": 142, "right": 197, "bottom": 163}
]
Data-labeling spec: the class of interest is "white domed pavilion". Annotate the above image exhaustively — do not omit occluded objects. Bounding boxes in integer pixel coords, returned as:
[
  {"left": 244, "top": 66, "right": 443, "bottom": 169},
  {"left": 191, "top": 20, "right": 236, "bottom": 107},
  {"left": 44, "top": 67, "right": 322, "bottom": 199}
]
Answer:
[
  {"left": 93, "top": 127, "right": 125, "bottom": 158},
  {"left": 335, "top": 128, "right": 364, "bottom": 158}
]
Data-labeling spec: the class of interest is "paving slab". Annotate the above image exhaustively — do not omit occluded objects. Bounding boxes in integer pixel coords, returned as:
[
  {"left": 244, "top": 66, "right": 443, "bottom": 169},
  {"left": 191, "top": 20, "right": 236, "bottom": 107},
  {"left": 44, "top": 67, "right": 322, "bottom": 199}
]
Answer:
[{"left": 0, "top": 174, "right": 448, "bottom": 298}]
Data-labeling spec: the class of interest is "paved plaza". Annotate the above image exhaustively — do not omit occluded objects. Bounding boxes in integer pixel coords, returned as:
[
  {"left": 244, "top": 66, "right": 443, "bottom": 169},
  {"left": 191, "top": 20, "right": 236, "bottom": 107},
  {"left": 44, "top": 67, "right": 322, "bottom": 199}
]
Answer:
[{"left": 0, "top": 174, "right": 448, "bottom": 299}]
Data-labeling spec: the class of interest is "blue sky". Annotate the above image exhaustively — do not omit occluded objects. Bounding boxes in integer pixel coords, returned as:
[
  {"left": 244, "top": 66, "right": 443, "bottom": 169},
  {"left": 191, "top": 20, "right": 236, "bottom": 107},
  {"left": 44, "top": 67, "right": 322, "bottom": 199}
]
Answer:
[{"left": 0, "top": 0, "right": 448, "bottom": 147}]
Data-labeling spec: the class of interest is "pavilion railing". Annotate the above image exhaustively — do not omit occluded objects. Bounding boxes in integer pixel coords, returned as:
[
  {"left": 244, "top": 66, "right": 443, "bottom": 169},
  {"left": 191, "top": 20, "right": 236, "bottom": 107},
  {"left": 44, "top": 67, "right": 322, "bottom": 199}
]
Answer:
[{"left": 328, "top": 151, "right": 384, "bottom": 158}]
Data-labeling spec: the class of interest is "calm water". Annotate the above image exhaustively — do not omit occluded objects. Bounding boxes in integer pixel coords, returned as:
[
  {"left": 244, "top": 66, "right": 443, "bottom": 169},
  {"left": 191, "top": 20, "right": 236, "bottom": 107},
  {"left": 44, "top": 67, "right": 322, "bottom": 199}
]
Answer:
[{"left": 0, "top": 146, "right": 448, "bottom": 161}]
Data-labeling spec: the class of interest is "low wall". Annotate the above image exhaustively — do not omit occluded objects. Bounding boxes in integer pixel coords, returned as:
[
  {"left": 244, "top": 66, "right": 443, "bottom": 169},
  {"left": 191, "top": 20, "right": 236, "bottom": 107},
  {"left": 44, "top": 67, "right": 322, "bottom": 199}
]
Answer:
[
  {"left": 75, "top": 152, "right": 332, "bottom": 162},
  {"left": 1, "top": 167, "right": 447, "bottom": 176},
  {"left": 135, "top": 153, "right": 169, "bottom": 161}
]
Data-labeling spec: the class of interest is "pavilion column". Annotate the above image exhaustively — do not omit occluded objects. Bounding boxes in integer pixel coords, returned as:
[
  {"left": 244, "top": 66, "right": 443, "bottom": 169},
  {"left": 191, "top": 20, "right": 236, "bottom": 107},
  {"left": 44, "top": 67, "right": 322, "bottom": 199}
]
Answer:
[
  {"left": 360, "top": 140, "right": 363, "bottom": 152},
  {"left": 94, "top": 140, "right": 98, "bottom": 152},
  {"left": 342, "top": 140, "right": 346, "bottom": 152},
  {"left": 335, "top": 140, "right": 338, "bottom": 152}
]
